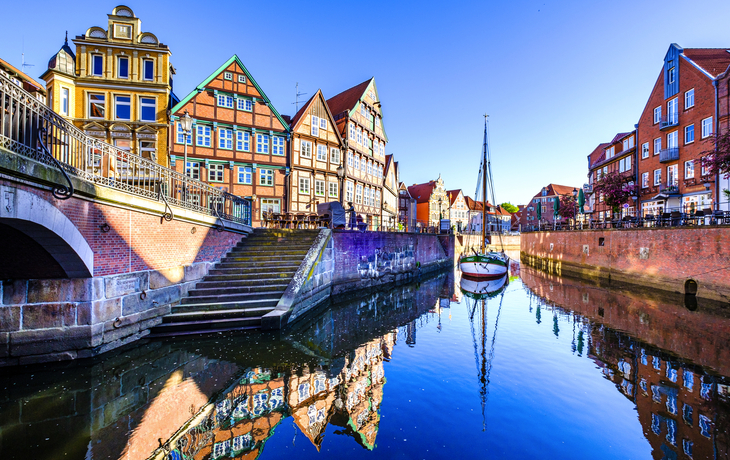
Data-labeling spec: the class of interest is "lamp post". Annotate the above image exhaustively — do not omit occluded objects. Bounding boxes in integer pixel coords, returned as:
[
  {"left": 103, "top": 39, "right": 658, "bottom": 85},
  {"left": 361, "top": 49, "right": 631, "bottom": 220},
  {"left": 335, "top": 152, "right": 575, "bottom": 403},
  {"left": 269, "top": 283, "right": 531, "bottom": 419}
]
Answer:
[
  {"left": 438, "top": 196, "right": 443, "bottom": 221},
  {"left": 572, "top": 188, "right": 578, "bottom": 228},
  {"left": 337, "top": 161, "right": 345, "bottom": 204},
  {"left": 180, "top": 110, "right": 193, "bottom": 177}
]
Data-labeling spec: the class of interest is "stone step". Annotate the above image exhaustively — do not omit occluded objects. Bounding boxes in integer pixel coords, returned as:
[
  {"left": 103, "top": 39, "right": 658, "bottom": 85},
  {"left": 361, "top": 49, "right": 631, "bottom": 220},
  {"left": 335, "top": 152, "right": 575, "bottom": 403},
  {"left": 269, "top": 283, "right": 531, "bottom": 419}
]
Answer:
[
  {"left": 222, "top": 253, "right": 307, "bottom": 262},
  {"left": 229, "top": 246, "right": 312, "bottom": 254},
  {"left": 172, "top": 298, "right": 279, "bottom": 313},
  {"left": 149, "top": 316, "right": 263, "bottom": 335},
  {"left": 194, "top": 277, "right": 293, "bottom": 289},
  {"left": 187, "top": 283, "right": 289, "bottom": 297},
  {"left": 205, "top": 268, "right": 298, "bottom": 279},
  {"left": 163, "top": 307, "right": 275, "bottom": 322},
  {"left": 181, "top": 290, "right": 284, "bottom": 305},
  {"left": 234, "top": 238, "right": 318, "bottom": 247},
  {"left": 215, "top": 260, "right": 303, "bottom": 269}
]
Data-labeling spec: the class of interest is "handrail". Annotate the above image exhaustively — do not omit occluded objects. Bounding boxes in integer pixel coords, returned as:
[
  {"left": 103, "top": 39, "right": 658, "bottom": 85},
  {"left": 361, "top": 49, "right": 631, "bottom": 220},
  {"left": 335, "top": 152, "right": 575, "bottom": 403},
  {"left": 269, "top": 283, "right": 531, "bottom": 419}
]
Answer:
[
  {"left": 0, "top": 72, "right": 251, "bottom": 226},
  {"left": 37, "top": 127, "right": 74, "bottom": 200}
]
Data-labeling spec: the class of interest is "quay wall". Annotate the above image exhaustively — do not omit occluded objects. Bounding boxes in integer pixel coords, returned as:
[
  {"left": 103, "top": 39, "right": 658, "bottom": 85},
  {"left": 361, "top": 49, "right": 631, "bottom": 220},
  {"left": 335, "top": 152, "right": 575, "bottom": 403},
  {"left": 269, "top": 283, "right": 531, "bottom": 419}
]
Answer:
[{"left": 520, "top": 227, "right": 730, "bottom": 302}]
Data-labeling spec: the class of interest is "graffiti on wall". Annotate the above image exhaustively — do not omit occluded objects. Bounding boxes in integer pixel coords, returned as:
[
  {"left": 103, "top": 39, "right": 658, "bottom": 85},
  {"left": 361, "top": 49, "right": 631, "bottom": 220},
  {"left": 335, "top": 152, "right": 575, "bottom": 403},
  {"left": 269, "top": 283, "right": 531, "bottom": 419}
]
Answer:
[{"left": 357, "top": 245, "right": 416, "bottom": 279}]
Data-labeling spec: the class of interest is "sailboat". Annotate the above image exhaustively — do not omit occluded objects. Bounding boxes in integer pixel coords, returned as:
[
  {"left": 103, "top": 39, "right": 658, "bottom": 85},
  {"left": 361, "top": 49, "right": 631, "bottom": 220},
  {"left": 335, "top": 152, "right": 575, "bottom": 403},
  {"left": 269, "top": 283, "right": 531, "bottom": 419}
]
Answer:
[{"left": 460, "top": 116, "right": 509, "bottom": 280}]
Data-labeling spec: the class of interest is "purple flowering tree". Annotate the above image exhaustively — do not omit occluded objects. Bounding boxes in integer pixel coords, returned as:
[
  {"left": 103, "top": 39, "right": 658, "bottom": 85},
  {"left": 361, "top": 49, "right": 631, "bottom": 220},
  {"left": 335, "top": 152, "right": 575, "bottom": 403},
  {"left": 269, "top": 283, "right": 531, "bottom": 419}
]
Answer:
[
  {"left": 700, "top": 129, "right": 730, "bottom": 178},
  {"left": 593, "top": 172, "right": 638, "bottom": 215},
  {"left": 557, "top": 195, "right": 576, "bottom": 221}
]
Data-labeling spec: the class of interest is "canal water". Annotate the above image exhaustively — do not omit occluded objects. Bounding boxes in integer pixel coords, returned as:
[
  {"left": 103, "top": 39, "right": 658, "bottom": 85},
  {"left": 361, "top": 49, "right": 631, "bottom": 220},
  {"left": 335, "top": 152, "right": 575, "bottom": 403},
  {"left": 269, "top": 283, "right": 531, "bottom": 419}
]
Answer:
[{"left": 2, "top": 261, "right": 729, "bottom": 460}]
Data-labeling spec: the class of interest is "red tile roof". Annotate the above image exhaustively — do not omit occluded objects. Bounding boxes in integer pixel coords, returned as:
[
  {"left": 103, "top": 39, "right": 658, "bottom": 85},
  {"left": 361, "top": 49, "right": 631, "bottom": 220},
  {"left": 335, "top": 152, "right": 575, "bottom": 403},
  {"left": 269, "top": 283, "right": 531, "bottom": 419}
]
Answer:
[
  {"left": 289, "top": 91, "right": 317, "bottom": 128},
  {"left": 446, "top": 189, "right": 462, "bottom": 206},
  {"left": 683, "top": 48, "right": 730, "bottom": 78},
  {"left": 588, "top": 142, "right": 611, "bottom": 169},
  {"left": 549, "top": 184, "right": 579, "bottom": 196},
  {"left": 407, "top": 181, "right": 436, "bottom": 203},
  {"left": 610, "top": 132, "right": 631, "bottom": 144},
  {"left": 326, "top": 78, "right": 372, "bottom": 118}
]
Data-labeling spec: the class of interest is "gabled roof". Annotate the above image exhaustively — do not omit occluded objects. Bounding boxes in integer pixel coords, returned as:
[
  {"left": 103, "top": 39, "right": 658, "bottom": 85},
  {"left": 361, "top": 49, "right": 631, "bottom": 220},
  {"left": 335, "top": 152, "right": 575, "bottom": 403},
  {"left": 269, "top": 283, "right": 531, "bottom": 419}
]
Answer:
[
  {"left": 682, "top": 48, "right": 730, "bottom": 78},
  {"left": 539, "top": 184, "right": 578, "bottom": 197},
  {"left": 610, "top": 132, "right": 631, "bottom": 144},
  {"left": 446, "top": 189, "right": 463, "bottom": 206},
  {"left": 288, "top": 89, "right": 343, "bottom": 145},
  {"left": 588, "top": 142, "right": 611, "bottom": 170},
  {"left": 326, "top": 78, "right": 372, "bottom": 118},
  {"left": 407, "top": 181, "right": 437, "bottom": 203},
  {"left": 172, "top": 54, "right": 289, "bottom": 130}
]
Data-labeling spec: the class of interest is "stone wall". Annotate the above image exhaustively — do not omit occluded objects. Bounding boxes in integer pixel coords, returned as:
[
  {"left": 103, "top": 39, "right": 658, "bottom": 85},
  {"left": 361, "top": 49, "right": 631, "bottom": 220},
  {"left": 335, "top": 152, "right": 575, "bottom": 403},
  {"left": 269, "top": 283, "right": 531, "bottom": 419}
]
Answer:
[
  {"left": 520, "top": 227, "right": 730, "bottom": 302},
  {"left": 0, "top": 261, "right": 219, "bottom": 366}
]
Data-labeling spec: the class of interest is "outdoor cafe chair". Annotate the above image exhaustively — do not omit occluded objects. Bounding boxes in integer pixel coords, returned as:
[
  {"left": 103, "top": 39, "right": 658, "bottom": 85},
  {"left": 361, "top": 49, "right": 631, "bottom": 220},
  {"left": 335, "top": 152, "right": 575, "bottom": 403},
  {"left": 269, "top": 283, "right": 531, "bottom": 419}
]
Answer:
[{"left": 670, "top": 211, "right": 682, "bottom": 226}]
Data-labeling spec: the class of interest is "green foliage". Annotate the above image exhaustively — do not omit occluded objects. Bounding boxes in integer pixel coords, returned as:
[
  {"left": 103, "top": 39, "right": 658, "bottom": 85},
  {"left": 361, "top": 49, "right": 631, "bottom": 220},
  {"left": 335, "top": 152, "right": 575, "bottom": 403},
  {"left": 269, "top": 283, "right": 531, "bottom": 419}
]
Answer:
[{"left": 500, "top": 202, "right": 519, "bottom": 214}]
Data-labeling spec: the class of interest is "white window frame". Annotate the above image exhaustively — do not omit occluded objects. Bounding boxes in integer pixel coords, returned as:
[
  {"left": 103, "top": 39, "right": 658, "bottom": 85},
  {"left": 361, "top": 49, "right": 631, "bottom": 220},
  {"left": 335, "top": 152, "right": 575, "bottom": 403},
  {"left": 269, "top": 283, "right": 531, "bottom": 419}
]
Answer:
[
  {"left": 143, "top": 59, "right": 154, "bottom": 81},
  {"left": 185, "top": 161, "right": 199, "bottom": 180},
  {"left": 260, "top": 198, "right": 280, "bottom": 218},
  {"left": 117, "top": 56, "right": 129, "bottom": 79},
  {"left": 236, "top": 131, "right": 250, "bottom": 151},
  {"left": 218, "top": 128, "right": 233, "bottom": 150},
  {"left": 315, "top": 179, "right": 325, "bottom": 197},
  {"left": 349, "top": 123, "right": 356, "bottom": 140},
  {"left": 355, "top": 184, "right": 363, "bottom": 204},
  {"left": 272, "top": 136, "right": 285, "bottom": 156},
  {"left": 208, "top": 163, "right": 224, "bottom": 182},
  {"left": 176, "top": 122, "right": 192, "bottom": 145},
  {"left": 139, "top": 97, "right": 156, "bottom": 122},
  {"left": 237, "top": 166, "right": 252, "bottom": 184},
  {"left": 641, "top": 142, "right": 649, "bottom": 159},
  {"left": 685, "top": 124, "right": 695, "bottom": 144},
  {"left": 346, "top": 182, "right": 354, "bottom": 202},
  {"left": 354, "top": 155, "right": 360, "bottom": 171},
  {"left": 347, "top": 151, "right": 353, "bottom": 167},
  {"left": 196, "top": 125, "right": 211, "bottom": 147},
  {"left": 299, "top": 177, "right": 310, "bottom": 194},
  {"left": 236, "top": 98, "right": 252, "bottom": 112},
  {"left": 311, "top": 116, "right": 319, "bottom": 136},
  {"left": 260, "top": 169, "right": 274, "bottom": 186},
  {"left": 654, "top": 169, "right": 661, "bottom": 186},
  {"left": 668, "top": 164, "right": 678, "bottom": 186},
  {"left": 685, "top": 88, "right": 694, "bottom": 109},
  {"left": 356, "top": 128, "right": 362, "bottom": 145},
  {"left": 653, "top": 106, "right": 661, "bottom": 124},
  {"left": 685, "top": 160, "right": 694, "bottom": 179},
  {"left": 217, "top": 94, "right": 234, "bottom": 108},
  {"left": 224, "top": 72, "right": 232, "bottom": 80},
  {"left": 667, "top": 130, "right": 678, "bottom": 149},
  {"left": 139, "top": 140, "right": 155, "bottom": 160},
  {"left": 92, "top": 54, "right": 104, "bottom": 77},
  {"left": 256, "top": 133, "right": 270, "bottom": 154},
  {"left": 330, "top": 148, "right": 340, "bottom": 164},
  {"left": 701, "top": 117, "right": 713, "bottom": 138},
  {"left": 316, "top": 144, "right": 327, "bottom": 161},
  {"left": 114, "top": 95, "right": 131, "bottom": 121},
  {"left": 328, "top": 182, "right": 338, "bottom": 198},
  {"left": 300, "top": 140, "right": 312, "bottom": 158},
  {"left": 61, "top": 87, "right": 69, "bottom": 116},
  {"left": 668, "top": 98, "right": 678, "bottom": 124},
  {"left": 320, "top": 117, "right": 327, "bottom": 130},
  {"left": 654, "top": 138, "right": 661, "bottom": 154},
  {"left": 642, "top": 172, "right": 649, "bottom": 188},
  {"left": 238, "top": 75, "right": 246, "bottom": 83},
  {"left": 606, "top": 146, "right": 615, "bottom": 159}
]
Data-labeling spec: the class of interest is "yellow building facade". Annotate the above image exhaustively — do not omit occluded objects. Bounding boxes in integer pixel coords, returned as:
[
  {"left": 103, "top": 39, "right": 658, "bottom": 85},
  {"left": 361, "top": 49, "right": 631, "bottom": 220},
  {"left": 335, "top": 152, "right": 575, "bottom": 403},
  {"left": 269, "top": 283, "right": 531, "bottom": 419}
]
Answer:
[{"left": 41, "top": 5, "right": 174, "bottom": 167}]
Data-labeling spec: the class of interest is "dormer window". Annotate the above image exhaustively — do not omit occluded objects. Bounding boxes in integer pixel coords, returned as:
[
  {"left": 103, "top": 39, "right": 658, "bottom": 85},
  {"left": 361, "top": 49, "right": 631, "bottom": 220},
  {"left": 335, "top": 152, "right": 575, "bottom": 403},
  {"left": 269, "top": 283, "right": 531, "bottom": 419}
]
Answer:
[
  {"left": 668, "top": 64, "right": 675, "bottom": 84},
  {"left": 118, "top": 56, "right": 129, "bottom": 79},
  {"left": 92, "top": 55, "right": 104, "bottom": 77},
  {"left": 114, "top": 24, "right": 132, "bottom": 39}
]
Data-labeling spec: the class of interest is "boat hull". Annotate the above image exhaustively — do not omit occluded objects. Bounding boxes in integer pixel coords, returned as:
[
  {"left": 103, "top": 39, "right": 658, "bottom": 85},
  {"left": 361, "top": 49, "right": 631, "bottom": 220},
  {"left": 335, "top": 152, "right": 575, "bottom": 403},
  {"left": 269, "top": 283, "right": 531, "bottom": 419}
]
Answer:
[
  {"left": 460, "top": 275, "right": 508, "bottom": 299},
  {"left": 460, "top": 254, "right": 508, "bottom": 280}
]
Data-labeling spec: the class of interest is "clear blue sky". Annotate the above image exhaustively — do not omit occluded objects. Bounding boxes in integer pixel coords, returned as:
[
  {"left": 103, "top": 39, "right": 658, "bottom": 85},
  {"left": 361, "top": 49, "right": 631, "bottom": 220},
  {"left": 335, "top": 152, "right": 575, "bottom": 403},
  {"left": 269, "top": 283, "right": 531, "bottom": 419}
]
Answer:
[{"left": 3, "top": 0, "right": 730, "bottom": 205}]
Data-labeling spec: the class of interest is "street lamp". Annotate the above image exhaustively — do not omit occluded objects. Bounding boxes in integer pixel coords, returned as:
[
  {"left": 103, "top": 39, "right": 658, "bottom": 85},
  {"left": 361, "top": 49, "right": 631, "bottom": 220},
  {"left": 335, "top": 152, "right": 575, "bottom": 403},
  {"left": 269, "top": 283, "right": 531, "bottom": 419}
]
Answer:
[
  {"left": 438, "top": 196, "right": 443, "bottom": 221},
  {"left": 337, "top": 161, "right": 345, "bottom": 203},
  {"left": 572, "top": 188, "right": 578, "bottom": 227},
  {"left": 180, "top": 110, "right": 193, "bottom": 177}
]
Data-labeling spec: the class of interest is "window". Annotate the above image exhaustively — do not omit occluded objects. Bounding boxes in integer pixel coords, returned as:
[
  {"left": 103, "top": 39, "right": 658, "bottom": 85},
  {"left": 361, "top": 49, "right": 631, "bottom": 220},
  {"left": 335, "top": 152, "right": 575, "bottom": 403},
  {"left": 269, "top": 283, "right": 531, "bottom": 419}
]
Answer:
[
  {"left": 685, "top": 88, "right": 694, "bottom": 109},
  {"left": 701, "top": 117, "right": 713, "bottom": 138},
  {"left": 360, "top": 103, "right": 367, "bottom": 117},
  {"left": 367, "top": 161, "right": 372, "bottom": 175},
  {"left": 606, "top": 146, "right": 615, "bottom": 159},
  {"left": 702, "top": 155, "right": 710, "bottom": 176},
  {"left": 217, "top": 94, "right": 233, "bottom": 108},
  {"left": 311, "top": 116, "right": 319, "bottom": 136},
  {"left": 238, "top": 75, "right": 246, "bottom": 83},
  {"left": 330, "top": 148, "right": 340, "bottom": 164},
  {"left": 143, "top": 59, "right": 154, "bottom": 81},
  {"left": 117, "top": 56, "right": 129, "bottom": 79},
  {"left": 236, "top": 131, "right": 250, "bottom": 151},
  {"left": 355, "top": 184, "right": 363, "bottom": 204},
  {"left": 349, "top": 123, "right": 356, "bottom": 140},
  {"left": 139, "top": 140, "right": 155, "bottom": 160},
  {"left": 92, "top": 55, "right": 103, "bottom": 76},
  {"left": 316, "top": 144, "right": 327, "bottom": 161},
  {"left": 654, "top": 138, "right": 661, "bottom": 154},
  {"left": 114, "top": 24, "right": 132, "bottom": 39},
  {"left": 114, "top": 95, "right": 131, "bottom": 120},
  {"left": 354, "top": 155, "right": 360, "bottom": 171},
  {"left": 208, "top": 163, "right": 224, "bottom": 182},
  {"left": 356, "top": 128, "right": 362, "bottom": 145},
  {"left": 260, "top": 169, "right": 274, "bottom": 186},
  {"left": 642, "top": 172, "right": 649, "bottom": 188},
  {"left": 260, "top": 198, "right": 280, "bottom": 218},
  {"left": 256, "top": 134, "right": 270, "bottom": 154},
  {"left": 380, "top": 142, "right": 385, "bottom": 157},
  {"left": 176, "top": 122, "right": 192, "bottom": 144},
  {"left": 668, "top": 164, "right": 678, "bottom": 186},
  {"left": 685, "top": 124, "right": 695, "bottom": 144},
  {"left": 237, "top": 166, "right": 252, "bottom": 184},
  {"left": 346, "top": 182, "right": 354, "bottom": 202},
  {"left": 685, "top": 160, "right": 694, "bottom": 179},
  {"left": 61, "top": 87, "right": 69, "bottom": 115},
  {"left": 641, "top": 142, "right": 649, "bottom": 159},
  {"left": 224, "top": 72, "right": 232, "bottom": 80},
  {"left": 653, "top": 106, "right": 661, "bottom": 124},
  {"left": 299, "top": 177, "right": 310, "bottom": 194},
  {"left": 320, "top": 117, "right": 327, "bottom": 130},
  {"left": 217, "top": 128, "right": 232, "bottom": 149},
  {"left": 375, "top": 190, "right": 380, "bottom": 205},
  {"left": 668, "top": 98, "right": 678, "bottom": 124},
  {"left": 185, "top": 161, "right": 199, "bottom": 179},
  {"left": 196, "top": 125, "right": 211, "bottom": 147},
  {"left": 654, "top": 169, "right": 661, "bottom": 186},
  {"left": 315, "top": 179, "right": 325, "bottom": 196},
  {"left": 272, "top": 136, "right": 285, "bottom": 156},
  {"left": 140, "top": 97, "right": 156, "bottom": 122},
  {"left": 237, "top": 98, "right": 252, "bottom": 111},
  {"left": 300, "top": 140, "right": 312, "bottom": 158},
  {"left": 375, "top": 116, "right": 381, "bottom": 128},
  {"left": 328, "top": 182, "right": 338, "bottom": 198},
  {"left": 667, "top": 130, "right": 678, "bottom": 149}
]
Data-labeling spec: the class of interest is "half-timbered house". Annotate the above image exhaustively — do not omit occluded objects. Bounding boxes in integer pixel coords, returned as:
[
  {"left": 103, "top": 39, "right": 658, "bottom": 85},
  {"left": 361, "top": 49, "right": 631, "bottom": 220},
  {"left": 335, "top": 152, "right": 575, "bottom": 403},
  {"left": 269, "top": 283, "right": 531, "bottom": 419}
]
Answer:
[{"left": 170, "top": 55, "right": 289, "bottom": 227}]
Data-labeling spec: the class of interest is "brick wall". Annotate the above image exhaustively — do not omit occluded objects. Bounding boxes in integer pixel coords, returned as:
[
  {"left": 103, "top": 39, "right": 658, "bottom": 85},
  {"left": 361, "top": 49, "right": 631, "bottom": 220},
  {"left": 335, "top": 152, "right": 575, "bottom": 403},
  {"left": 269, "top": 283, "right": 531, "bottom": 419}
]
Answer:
[{"left": 520, "top": 227, "right": 730, "bottom": 302}]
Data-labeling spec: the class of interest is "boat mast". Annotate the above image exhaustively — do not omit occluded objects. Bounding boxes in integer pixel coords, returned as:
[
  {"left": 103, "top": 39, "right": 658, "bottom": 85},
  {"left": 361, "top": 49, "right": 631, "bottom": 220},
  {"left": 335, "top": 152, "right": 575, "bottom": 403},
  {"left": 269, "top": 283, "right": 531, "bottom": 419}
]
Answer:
[{"left": 482, "top": 115, "right": 488, "bottom": 253}]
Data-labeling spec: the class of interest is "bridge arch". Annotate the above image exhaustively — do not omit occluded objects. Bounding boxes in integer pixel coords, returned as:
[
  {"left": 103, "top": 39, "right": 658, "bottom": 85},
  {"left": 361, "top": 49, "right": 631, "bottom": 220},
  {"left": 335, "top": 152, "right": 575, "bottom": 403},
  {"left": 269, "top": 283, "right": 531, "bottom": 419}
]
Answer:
[{"left": 0, "top": 187, "right": 93, "bottom": 279}]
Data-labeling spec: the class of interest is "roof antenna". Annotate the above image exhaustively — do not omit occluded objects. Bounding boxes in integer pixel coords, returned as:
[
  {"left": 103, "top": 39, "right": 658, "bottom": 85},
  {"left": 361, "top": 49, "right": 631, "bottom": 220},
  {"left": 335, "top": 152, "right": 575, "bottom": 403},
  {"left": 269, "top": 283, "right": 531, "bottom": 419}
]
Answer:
[
  {"left": 21, "top": 37, "right": 34, "bottom": 72},
  {"left": 292, "top": 82, "right": 307, "bottom": 112}
]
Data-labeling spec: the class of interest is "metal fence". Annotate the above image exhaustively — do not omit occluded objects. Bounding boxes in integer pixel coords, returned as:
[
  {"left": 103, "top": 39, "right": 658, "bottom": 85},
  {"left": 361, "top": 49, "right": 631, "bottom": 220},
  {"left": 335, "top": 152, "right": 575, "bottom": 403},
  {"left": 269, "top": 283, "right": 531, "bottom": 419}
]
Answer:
[{"left": 0, "top": 73, "right": 251, "bottom": 226}]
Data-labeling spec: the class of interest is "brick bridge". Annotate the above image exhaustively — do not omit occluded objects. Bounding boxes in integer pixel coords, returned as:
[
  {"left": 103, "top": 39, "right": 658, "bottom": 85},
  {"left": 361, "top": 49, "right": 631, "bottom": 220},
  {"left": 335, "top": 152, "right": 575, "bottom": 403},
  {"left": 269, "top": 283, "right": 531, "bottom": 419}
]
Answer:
[{"left": 0, "top": 73, "right": 253, "bottom": 366}]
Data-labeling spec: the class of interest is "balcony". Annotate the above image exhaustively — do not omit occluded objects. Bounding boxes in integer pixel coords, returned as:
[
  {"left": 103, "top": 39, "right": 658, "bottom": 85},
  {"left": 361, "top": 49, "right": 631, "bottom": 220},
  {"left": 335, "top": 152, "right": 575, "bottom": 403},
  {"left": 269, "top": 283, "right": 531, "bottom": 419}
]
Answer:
[
  {"left": 660, "top": 115, "right": 679, "bottom": 130},
  {"left": 659, "top": 148, "right": 679, "bottom": 163},
  {"left": 659, "top": 182, "right": 680, "bottom": 194}
]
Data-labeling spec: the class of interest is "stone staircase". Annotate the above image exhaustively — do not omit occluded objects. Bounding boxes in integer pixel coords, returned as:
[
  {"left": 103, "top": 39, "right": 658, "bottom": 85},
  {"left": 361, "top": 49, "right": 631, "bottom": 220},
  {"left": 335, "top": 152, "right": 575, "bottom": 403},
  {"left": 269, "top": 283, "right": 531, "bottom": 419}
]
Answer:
[{"left": 149, "top": 229, "right": 320, "bottom": 337}]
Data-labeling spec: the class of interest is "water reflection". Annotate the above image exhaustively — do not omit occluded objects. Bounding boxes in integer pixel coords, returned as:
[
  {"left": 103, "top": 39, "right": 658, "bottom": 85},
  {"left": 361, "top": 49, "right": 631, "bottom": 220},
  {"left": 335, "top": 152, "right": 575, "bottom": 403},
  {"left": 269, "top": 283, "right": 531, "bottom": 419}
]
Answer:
[{"left": 521, "top": 266, "right": 730, "bottom": 459}]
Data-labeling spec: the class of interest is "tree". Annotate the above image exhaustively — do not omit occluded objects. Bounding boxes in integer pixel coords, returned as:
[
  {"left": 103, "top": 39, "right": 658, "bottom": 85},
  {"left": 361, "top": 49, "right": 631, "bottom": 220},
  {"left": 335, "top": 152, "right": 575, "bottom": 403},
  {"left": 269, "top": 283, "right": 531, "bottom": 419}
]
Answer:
[
  {"left": 700, "top": 129, "right": 730, "bottom": 178},
  {"left": 557, "top": 194, "right": 576, "bottom": 220},
  {"left": 593, "top": 171, "right": 638, "bottom": 215},
  {"left": 500, "top": 202, "right": 519, "bottom": 214}
]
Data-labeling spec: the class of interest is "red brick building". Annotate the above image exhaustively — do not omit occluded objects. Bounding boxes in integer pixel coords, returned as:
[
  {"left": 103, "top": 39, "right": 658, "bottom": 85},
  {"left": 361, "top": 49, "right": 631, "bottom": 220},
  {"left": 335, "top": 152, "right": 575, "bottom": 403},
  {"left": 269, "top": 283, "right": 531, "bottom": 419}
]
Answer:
[
  {"left": 171, "top": 55, "right": 290, "bottom": 227},
  {"left": 636, "top": 44, "right": 730, "bottom": 217},
  {"left": 522, "top": 184, "right": 580, "bottom": 229},
  {"left": 586, "top": 130, "right": 637, "bottom": 221}
]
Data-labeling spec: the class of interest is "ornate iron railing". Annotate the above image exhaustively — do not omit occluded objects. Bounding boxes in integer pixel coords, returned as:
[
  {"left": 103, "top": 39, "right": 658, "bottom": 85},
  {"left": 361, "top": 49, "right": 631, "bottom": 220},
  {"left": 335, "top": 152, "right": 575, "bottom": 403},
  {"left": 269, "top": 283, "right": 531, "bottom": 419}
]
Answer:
[{"left": 0, "top": 72, "right": 251, "bottom": 226}]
